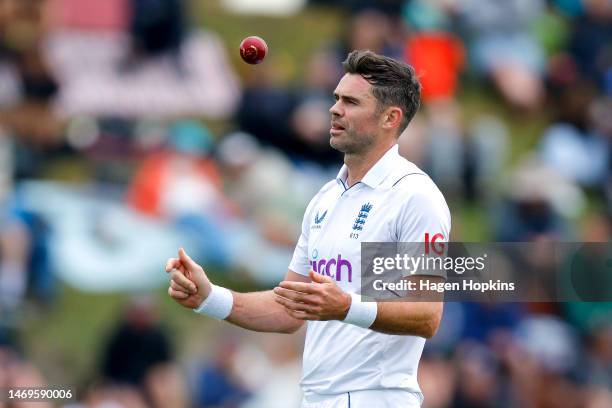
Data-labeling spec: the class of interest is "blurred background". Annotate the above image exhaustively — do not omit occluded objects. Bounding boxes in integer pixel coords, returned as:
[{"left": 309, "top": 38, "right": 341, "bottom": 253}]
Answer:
[{"left": 0, "top": 0, "right": 611, "bottom": 407}]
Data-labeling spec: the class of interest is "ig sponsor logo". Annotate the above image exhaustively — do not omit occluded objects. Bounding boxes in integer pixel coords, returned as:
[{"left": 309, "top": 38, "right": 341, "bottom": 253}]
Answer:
[{"left": 424, "top": 233, "right": 445, "bottom": 255}]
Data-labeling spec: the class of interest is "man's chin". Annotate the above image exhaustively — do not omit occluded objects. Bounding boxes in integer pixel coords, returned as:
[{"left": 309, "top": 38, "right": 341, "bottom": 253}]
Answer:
[{"left": 329, "top": 136, "right": 346, "bottom": 153}]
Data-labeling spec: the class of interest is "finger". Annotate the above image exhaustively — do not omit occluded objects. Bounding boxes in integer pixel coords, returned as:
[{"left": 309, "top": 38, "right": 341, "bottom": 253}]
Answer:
[
  {"left": 273, "top": 287, "right": 317, "bottom": 304},
  {"left": 168, "top": 286, "right": 189, "bottom": 299},
  {"left": 274, "top": 295, "right": 312, "bottom": 312},
  {"left": 309, "top": 270, "right": 333, "bottom": 284},
  {"left": 171, "top": 280, "right": 191, "bottom": 294},
  {"left": 284, "top": 307, "right": 319, "bottom": 321},
  {"left": 178, "top": 248, "right": 200, "bottom": 271},
  {"left": 170, "top": 269, "right": 197, "bottom": 293},
  {"left": 165, "top": 258, "right": 181, "bottom": 273},
  {"left": 278, "top": 281, "right": 316, "bottom": 294},
  {"left": 172, "top": 276, "right": 197, "bottom": 294}
]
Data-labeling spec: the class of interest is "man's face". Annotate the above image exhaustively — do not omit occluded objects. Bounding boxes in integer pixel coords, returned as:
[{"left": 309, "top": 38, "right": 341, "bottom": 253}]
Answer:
[{"left": 329, "top": 73, "right": 381, "bottom": 154}]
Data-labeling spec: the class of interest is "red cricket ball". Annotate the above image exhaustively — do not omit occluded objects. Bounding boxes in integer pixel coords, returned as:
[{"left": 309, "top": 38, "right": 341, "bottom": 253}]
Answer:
[{"left": 239, "top": 36, "right": 268, "bottom": 65}]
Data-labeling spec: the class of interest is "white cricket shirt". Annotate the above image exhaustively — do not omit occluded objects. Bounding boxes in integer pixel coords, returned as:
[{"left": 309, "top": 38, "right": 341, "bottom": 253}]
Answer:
[{"left": 288, "top": 144, "right": 451, "bottom": 399}]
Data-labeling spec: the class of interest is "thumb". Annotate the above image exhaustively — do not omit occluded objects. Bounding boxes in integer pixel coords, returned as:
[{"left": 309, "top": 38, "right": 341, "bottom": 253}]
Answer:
[
  {"left": 310, "top": 270, "right": 333, "bottom": 284},
  {"left": 178, "top": 248, "right": 200, "bottom": 271}
]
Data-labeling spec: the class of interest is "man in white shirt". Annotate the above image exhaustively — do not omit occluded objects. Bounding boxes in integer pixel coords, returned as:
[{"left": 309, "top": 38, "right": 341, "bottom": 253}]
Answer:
[{"left": 166, "top": 50, "right": 451, "bottom": 407}]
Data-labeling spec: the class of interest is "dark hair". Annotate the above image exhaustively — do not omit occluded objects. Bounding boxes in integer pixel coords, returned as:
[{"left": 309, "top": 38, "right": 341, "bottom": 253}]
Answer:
[{"left": 342, "top": 50, "right": 421, "bottom": 133}]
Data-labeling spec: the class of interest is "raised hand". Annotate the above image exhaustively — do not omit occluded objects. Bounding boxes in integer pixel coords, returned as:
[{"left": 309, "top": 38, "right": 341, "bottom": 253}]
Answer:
[{"left": 166, "top": 248, "right": 212, "bottom": 309}]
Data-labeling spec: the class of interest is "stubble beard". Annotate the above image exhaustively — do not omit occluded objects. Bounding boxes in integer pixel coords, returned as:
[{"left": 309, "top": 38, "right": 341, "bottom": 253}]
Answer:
[{"left": 329, "top": 128, "right": 376, "bottom": 155}]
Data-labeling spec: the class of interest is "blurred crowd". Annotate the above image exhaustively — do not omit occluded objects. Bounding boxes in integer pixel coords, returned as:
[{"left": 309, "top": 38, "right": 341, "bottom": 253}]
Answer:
[{"left": 0, "top": 0, "right": 611, "bottom": 407}]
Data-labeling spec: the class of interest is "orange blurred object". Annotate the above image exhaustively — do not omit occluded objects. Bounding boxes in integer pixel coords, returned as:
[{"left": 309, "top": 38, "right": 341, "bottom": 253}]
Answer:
[
  {"left": 405, "top": 32, "right": 465, "bottom": 103},
  {"left": 126, "top": 152, "right": 223, "bottom": 218}
]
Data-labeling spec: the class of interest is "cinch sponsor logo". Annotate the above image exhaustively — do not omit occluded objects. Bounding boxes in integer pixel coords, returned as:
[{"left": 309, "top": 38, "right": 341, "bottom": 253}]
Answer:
[{"left": 309, "top": 255, "right": 353, "bottom": 282}]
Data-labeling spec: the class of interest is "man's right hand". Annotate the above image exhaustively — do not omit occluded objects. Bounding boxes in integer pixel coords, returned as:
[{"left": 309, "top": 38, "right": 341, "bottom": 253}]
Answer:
[{"left": 166, "top": 248, "right": 212, "bottom": 309}]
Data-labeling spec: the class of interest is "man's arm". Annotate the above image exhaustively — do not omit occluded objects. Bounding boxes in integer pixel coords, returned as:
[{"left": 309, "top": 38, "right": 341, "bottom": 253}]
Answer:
[
  {"left": 370, "top": 275, "right": 444, "bottom": 337},
  {"left": 166, "top": 248, "right": 307, "bottom": 334},
  {"left": 225, "top": 271, "right": 309, "bottom": 334},
  {"left": 273, "top": 272, "right": 443, "bottom": 338},
  {"left": 370, "top": 300, "right": 442, "bottom": 338}
]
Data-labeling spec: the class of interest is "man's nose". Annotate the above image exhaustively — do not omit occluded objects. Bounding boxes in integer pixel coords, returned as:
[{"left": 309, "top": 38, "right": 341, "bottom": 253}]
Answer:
[{"left": 329, "top": 101, "right": 342, "bottom": 116}]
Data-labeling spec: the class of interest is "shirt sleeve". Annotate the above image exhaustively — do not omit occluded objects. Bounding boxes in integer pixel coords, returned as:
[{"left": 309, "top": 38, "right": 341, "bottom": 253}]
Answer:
[
  {"left": 395, "top": 187, "right": 451, "bottom": 278},
  {"left": 396, "top": 189, "right": 451, "bottom": 242},
  {"left": 288, "top": 195, "right": 318, "bottom": 277}
]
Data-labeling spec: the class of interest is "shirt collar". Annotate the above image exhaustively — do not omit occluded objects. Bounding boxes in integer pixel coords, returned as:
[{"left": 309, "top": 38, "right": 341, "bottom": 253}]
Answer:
[{"left": 335, "top": 144, "right": 400, "bottom": 189}]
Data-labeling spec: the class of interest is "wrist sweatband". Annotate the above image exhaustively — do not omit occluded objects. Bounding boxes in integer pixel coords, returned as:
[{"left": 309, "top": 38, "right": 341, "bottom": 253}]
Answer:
[
  {"left": 193, "top": 284, "right": 233, "bottom": 320},
  {"left": 343, "top": 293, "right": 377, "bottom": 328}
]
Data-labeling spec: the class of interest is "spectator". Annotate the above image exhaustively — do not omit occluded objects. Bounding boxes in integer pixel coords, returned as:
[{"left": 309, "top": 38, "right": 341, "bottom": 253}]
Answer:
[
  {"left": 540, "top": 86, "right": 610, "bottom": 190},
  {"left": 494, "top": 155, "right": 583, "bottom": 241},
  {"left": 452, "top": 342, "right": 502, "bottom": 408},
  {"left": 339, "top": 8, "right": 404, "bottom": 60},
  {"left": 418, "top": 355, "right": 455, "bottom": 408},
  {"left": 123, "top": 0, "right": 186, "bottom": 73},
  {"left": 583, "top": 324, "right": 612, "bottom": 388},
  {"left": 99, "top": 296, "right": 177, "bottom": 407},
  {"left": 127, "top": 120, "right": 233, "bottom": 267},
  {"left": 193, "top": 339, "right": 251, "bottom": 408},
  {"left": 236, "top": 65, "right": 297, "bottom": 158},
  {"left": 567, "top": 0, "right": 612, "bottom": 89},
  {"left": 289, "top": 49, "right": 344, "bottom": 166},
  {"left": 457, "top": 0, "right": 547, "bottom": 109},
  {"left": 403, "top": 0, "right": 466, "bottom": 103},
  {"left": 217, "top": 131, "right": 307, "bottom": 243}
]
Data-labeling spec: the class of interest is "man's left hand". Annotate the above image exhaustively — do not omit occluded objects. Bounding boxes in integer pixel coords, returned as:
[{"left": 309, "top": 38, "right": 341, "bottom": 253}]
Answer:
[{"left": 273, "top": 270, "right": 351, "bottom": 321}]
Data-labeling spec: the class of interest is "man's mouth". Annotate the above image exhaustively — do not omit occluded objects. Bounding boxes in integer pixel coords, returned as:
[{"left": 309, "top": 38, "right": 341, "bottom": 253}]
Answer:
[{"left": 330, "top": 122, "right": 345, "bottom": 135}]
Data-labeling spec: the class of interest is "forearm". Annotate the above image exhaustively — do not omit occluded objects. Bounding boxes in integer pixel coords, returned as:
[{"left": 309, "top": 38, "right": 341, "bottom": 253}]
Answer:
[
  {"left": 225, "top": 290, "right": 304, "bottom": 334},
  {"left": 369, "top": 301, "right": 443, "bottom": 337}
]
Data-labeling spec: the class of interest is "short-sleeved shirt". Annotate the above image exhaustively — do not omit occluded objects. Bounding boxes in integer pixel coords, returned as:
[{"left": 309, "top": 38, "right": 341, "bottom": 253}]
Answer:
[{"left": 289, "top": 144, "right": 451, "bottom": 399}]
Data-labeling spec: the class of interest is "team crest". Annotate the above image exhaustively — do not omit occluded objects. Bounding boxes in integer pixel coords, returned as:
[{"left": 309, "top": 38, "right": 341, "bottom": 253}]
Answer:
[{"left": 352, "top": 203, "right": 373, "bottom": 231}]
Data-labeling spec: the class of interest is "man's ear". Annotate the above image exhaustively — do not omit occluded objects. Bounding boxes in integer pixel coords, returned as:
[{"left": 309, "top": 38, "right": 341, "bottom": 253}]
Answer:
[{"left": 382, "top": 107, "right": 403, "bottom": 131}]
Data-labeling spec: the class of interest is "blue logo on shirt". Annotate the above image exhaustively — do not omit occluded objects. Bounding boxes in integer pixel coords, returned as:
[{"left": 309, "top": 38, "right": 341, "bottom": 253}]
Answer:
[
  {"left": 352, "top": 203, "right": 373, "bottom": 231},
  {"left": 314, "top": 209, "right": 327, "bottom": 225}
]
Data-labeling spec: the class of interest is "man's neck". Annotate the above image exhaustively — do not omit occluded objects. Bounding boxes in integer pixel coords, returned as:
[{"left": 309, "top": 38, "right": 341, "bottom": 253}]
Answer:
[{"left": 344, "top": 141, "right": 396, "bottom": 187}]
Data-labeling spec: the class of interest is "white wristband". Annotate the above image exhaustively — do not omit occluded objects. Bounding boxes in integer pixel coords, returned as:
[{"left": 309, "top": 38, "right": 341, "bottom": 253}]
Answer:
[
  {"left": 343, "top": 293, "right": 377, "bottom": 328},
  {"left": 193, "top": 284, "right": 233, "bottom": 320}
]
